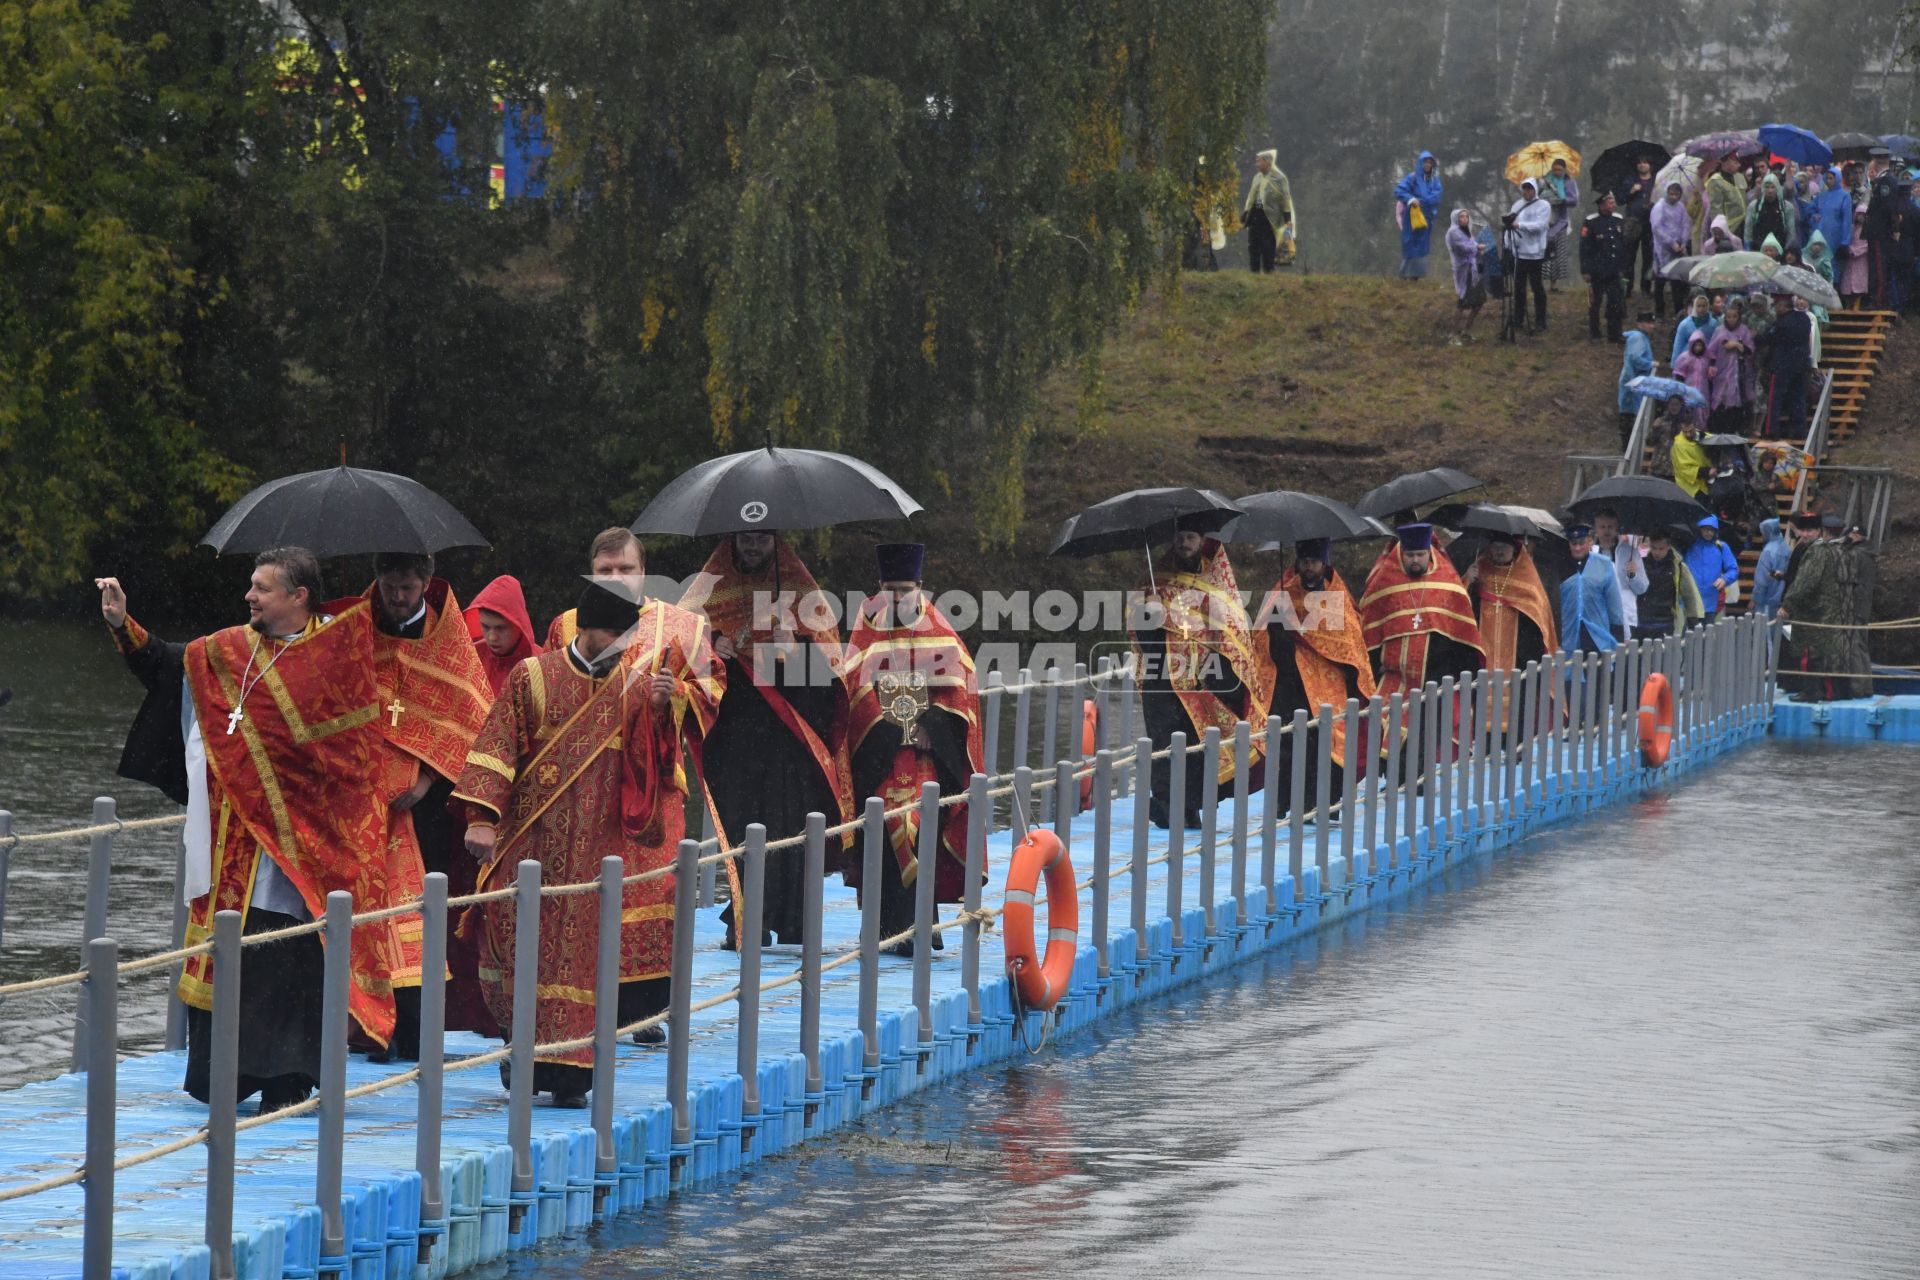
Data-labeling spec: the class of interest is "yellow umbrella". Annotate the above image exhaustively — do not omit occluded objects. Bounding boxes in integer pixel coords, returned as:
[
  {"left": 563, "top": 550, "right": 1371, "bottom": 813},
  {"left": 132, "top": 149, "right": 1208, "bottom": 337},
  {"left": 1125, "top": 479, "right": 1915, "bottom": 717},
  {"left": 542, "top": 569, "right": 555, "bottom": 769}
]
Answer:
[{"left": 1503, "top": 140, "right": 1583, "bottom": 183}]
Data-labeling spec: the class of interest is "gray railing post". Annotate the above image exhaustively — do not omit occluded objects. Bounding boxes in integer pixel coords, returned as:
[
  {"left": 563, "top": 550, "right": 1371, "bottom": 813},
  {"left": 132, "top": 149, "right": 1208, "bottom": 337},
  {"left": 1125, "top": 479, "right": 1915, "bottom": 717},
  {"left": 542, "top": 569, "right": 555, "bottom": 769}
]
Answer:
[
  {"left": 1436, "top": 678, "right": 1455, "bottom": 839},
  {"left": 418, "top": 873, "right": 449, "bottom": 1245},
  {"left": 1013, "top": 766, "right": 1035, "bottom": 842},
  {"left": 1117, "top": 666, "right": 1138, "bottom": 797},
  {"left": 206, "top": 909, "right": 241, "bottom": 1280},
  {"left": 667, "top": 840, "right": 698, "bottom": 1180},
  {"left": 1383, "top": 693, "right": 1403, "bottom": 868},
  {"left": 1092, "top": 750, "right": 1113, "bottom": 980},
  {"left": 82, "top": 935, "right": 117, "bottom": 1280},
  {"left": 737, "top": 826, "right": 767, "bottom": 1134},
  {"left": 0, "top": 810, "right": 10, "bottom": 955},
  {"left": 698, "top": 804, "right": 717, "bottom": 908},
  {"left": 1130, "top": 738, "right": 1151, "bottom": 974},
  {"left": 1466, "top": 672, "right": 1484, "bottom": 816},
  {"left": 1198, "top": 728, "right": 1220, "bottom": 940},
  {"left": 1288, "top": 709, "right": 1308, "bottom": 899},
  {"left": 1260, "top": 716, "right": 1282, "bottom": 906},
  {"left": 1402, "top": 690, "right": 1422, "bottom": 849},
  {"left": 1422, "top": 683, "right": 1441, "bottom": 836},
  {"left": 801, "top": 813, "right": 825, "bottom": 1118},
  {"left": 318, "top": 889, "right": 354, "bottom": 1263},
  {"left": 1339, "top": 700, "right": 1359, "bottom": 881},
  {"left": 505, "top": 861, "right": 541, "bottom": 1231},
  {"left": 1459, "top": 673, "right": 1477, "bottom": 821},
  {"left": 1039, "top": 669, "right": 1060, "bottom": 826},
  {"left": 1313, "top": 704, "right": 1333, "bottom": 889},
  {"left": 912, "top": 783, "right": 940, "bottom": 1065},
  {"left": 590, "top": 856, "right": 621, "bottom": 1194},
  {"left": 962, "top": 778, "right": 986, "bottom": 1041},
  {"left": 1074, "top": 662, "right": 1091, "bottom": 767},
  {"left": 1166, "top": 731, "right": 1186, "bottom": 955},
  {"left": 858, "top": 798, "right": 883, "bottom": 1097},
  {"left": 1363, "top": 697, "right": 1383, "bottom": 865},
  {"left": 1230, "top": 722, "right": 1251, "bottom": 927},
  {"left": 1517, "top": 663, "right": 1536, "bottom": 811},
  {"left": 165, "top": 834, "right": 189, "bottom": 1051},
  {"left": 982, "top": 671, "right": 1004, "bottom": 797},
  {"left": 1013, "top": 667, "right": 1034, "bottom": 778},
  {"left": 73, "top": 796, "right": 116, "bottom": 1071}
]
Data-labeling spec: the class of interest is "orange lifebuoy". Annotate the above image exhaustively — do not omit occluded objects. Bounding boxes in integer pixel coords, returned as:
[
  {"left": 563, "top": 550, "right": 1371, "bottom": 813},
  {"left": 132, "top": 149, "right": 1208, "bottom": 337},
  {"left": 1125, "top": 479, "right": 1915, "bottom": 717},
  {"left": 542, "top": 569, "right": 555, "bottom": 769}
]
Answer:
[
  {"left": 1002, "top": 829, "right": 1078, "bottom": 1012},
  {"left": 1077, "top": 702, "right": 1098, "bottom": 807},
  {"left": 1637, "top": 672, "right": 1674, "bottom": 767}
]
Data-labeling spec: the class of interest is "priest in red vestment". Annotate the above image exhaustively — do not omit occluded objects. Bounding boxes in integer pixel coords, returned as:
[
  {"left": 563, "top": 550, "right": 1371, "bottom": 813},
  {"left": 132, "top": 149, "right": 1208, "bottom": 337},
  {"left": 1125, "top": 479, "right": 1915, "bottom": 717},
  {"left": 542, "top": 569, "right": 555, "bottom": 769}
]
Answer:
[
  {"left": 99, "top": 550, "right": 394, "bottom": 1112},
  {"left": 467, "top": 574, "right": 539, "bottom": 697},
  {"left": 1129, "top": 521, "right": 1273, "bottom": 829},
  {"left": 1464, "top": 534, "right": 1557, "bottom": 672},
  {"left": 1254, "top": 538, "right": 1378, "bottom": 802},
  {"left": 679, "top": 532, "right": 853, "bottom": 946},
  {"left": 454, "top": 581, "right": 722, "bottom": 1104},
  {"left": 843, "top": 543, "right": 984, "bottom": 947},
  {"left": 1358, "top": 522, "right": 1486, "bottom": 700}
]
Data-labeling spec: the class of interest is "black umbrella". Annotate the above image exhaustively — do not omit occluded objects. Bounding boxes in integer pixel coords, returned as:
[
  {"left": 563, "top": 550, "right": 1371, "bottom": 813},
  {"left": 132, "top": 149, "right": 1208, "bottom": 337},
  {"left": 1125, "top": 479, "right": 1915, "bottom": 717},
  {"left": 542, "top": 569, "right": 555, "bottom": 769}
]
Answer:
[
  {"left": 1826, "top": 130, "right": 1883, "bottom": 155},
  {"left": 1354, "top": 466, "right": 1482, "bottom": 519},
  {"left": 1222, "top": 490, "right": 1383, "bottom": 548},
  {"left": 1429, "top": 502, "right": 1564, "bottom": 540},
  {"left": 1566, "top": 475, "right": 1708, "bottom": 532},
  {"left": 1590, "top": 139, "right": 1673, "bottom": 201},
  {"left": 199, "top": 466, "right": 489, "bottom": 557},
  {"left": 630, "top": 445, "right": 921, "bottom": 536},
  {"left": 1048, "top": 487, "right": 1242, "bottom": 558}
]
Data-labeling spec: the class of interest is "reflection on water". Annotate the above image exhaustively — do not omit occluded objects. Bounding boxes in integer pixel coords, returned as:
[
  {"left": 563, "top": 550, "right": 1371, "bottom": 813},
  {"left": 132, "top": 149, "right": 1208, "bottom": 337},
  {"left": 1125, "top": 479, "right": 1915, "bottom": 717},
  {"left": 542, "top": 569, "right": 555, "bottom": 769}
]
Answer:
[{"left": 499, "top": 739, "right": 1920, "bottom": 1280}]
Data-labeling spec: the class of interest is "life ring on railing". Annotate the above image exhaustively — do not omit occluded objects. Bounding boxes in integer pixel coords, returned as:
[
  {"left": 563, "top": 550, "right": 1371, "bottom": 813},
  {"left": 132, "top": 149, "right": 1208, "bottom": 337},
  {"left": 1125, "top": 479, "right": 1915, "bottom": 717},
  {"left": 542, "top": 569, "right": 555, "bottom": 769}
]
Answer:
[
  {"left": 1637, "top": 672, "right": 1674, "bottom": 768},
  {"left": 1002, "top": 829, "right": 1077, "bottom": 1012},
  {"left": 1077, "top": 702, "right": 1098, "bottom": 807}
]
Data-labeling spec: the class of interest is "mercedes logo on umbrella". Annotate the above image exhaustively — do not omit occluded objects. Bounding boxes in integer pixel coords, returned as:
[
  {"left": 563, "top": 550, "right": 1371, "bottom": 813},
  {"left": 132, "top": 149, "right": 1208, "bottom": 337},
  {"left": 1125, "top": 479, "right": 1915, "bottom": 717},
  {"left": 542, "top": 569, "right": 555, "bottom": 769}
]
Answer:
[{"left": 740, "top": 501, "right": 769, "bottom": 524}]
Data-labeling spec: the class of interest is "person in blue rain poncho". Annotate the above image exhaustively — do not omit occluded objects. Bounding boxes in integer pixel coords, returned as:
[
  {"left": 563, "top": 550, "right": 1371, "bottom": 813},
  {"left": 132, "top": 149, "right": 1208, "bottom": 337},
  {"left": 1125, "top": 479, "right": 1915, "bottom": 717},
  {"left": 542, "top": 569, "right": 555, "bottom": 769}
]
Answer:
[
  {"left": 1616, "top": 324, "right": 1656, "bottom": 449},
  {"left": 1558, "top": 523, "right": 1626, "bottom": 653},
  {"left": 1750, "top": 517, "right": 1792, "bottom": 619},
  {"left": 1394, "top": 151, "right": 1443, "bottom": 279},
  {"left": 1683, "top": 514, "right": 1741, "bottom": 622}
]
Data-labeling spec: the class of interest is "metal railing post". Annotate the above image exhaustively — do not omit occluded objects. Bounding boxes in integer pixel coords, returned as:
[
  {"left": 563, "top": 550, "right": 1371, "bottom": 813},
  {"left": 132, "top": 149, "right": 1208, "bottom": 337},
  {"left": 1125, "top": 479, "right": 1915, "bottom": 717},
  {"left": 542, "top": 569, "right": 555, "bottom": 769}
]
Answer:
[
  {"left": 697, "top": 804, "right": 717, "bottom": 908},
  {"left": 1198, "top": 728, "right": 1220, "bottom": 939},
  {"left": 82, "top": 936, "right": 117, "bottom": 1280},
  {"left": 1436, "top": 678, "right": 1455, "bottom": 837},
  {"left": 589, "top": 856, "right": 621, "bottom": 1193},
  {"left": 1166, "top": 731, "right": 1186, "bottom": 954},
  {"left": 1260, "top": 716, "right": 1282, "bottom": 905},
  {"left": 801, "top": 813, "right": 825, "bottom": 1117},
  {"left": 1117, "top": 667, "right": 1138, "bottom": 798},
  {"left": 1383, "top": 693, "right": 1403, "bottom": 868},
  {"left": 418, "top": 873, "right": 449, "bottom": 1243},
  {"left": 165, "top": 834, "right": 189, "bottom": 1051},
  {"left": 737, "top": 826, "right": 766, "bottom": 1130},
  {"left": 0, "top": 811, "right": 9, "bottom": 955},
  {"left": 317, "top": 890, "right": 354, "bottom": 1263},
  {"left": 73, "top": 796, "right": 115, "bottom": 1071},
  {"left": 1364, "top": 697, "right": 1383, "bottom": 864},
  {"left": 1230, "top": 722, "right": 1251, "bottom": 927},
  {"left": 1130, "top": 738, "right": 1151, "bottom": 973},
  {"left": 206, "top": 909, "right": 241, "bottom": 1279},
  {"left": 1039, "top": 670, "right": 1060, "bottom": 826},
  {"left": 1402, "top": 690, "right": 1422, "bottom": 848},
  {"left": 962, "top": 778, "right": 986, "bottom": 1039},
  {"left": 1288, "top": 709, "right": 1307, "bottom": 899},
  {"left": 667, "top": 840, "right": 698, "bottom": 1179},
  {"left": 1422, "top": 683, "right": 1441, "bottom": 836},
  {"left": 912, "top": 784, "right": 940, "bottom": 1065},
  {"left": 1339, "top": 700, "right": 1360, "bottom": 880},
  {"left": 858, "top": 799, "right": 883, "bottom": 1097},
  {"left": 1092, "top": 750, "right": 1113, "bottom": 979},
  {"left": 1313, "top": 705, "right": 1333, "bottom": 889},
  {"left": 505, "top": 862, "right": 541, "bottom": 1230},
  {"left": 1013, "top": 667, "right": 1033, "bottom": 777},
  {"left": 982, "top": 672, "right": 1004, "bottom": 797}
]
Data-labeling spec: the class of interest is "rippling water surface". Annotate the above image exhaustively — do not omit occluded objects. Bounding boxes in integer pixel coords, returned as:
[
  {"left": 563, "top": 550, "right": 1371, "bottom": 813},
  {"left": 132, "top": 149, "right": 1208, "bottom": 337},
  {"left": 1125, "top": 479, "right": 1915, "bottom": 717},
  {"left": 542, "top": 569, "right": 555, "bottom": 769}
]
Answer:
[{"left": 502, "top": 738, "right": 1920, "bottom": 1280}]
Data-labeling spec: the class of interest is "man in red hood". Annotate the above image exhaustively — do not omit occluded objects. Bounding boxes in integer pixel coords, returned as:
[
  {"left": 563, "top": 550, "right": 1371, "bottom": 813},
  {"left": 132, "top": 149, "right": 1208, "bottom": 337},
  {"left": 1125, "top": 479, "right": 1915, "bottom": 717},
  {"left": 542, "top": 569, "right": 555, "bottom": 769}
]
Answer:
[{"left": 466, "top": 574, "right": 538, "bottom": 696}]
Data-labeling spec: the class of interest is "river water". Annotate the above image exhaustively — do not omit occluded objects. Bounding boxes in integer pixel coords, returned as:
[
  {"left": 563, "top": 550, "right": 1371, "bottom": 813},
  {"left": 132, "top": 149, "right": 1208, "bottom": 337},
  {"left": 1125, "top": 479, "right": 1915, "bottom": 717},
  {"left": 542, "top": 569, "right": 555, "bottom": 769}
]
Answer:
[{"left": 5, "top": 619, "right": 1919, "bottom": 1276}]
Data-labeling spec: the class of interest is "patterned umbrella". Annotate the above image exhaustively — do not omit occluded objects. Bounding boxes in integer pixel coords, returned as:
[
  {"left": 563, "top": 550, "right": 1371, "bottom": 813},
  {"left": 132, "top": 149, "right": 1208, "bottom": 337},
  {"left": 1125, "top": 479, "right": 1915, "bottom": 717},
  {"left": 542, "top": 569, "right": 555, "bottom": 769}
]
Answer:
[
  {"left": 1758, "top": 123, "right": 1831, "bottom": 166},
  {"left": 1628, "top": 375, "right": 1708, "bottom": 409},
  {"left": 1503, "top": 140, "right": 1582, "bottom": 182},
  {"left": 1682, "top": 130, "right": 1763, "bottom": 160},
  {"left": 1688, "top": 251, "right": 1777, "bottom": 290},
  {"left": 1763, "top": 263, "right": 1842, "bottom": 309},
  {"left": 1654, "top": 153, "right": 1704, "bottom": 198}
]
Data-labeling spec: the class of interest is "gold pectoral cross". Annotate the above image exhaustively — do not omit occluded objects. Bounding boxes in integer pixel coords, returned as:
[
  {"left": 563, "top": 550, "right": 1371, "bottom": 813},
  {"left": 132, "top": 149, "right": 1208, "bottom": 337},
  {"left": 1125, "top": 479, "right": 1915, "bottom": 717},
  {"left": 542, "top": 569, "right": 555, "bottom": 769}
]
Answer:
[{"left": 386, "top": 697, "right": 405, "bottom": 727}]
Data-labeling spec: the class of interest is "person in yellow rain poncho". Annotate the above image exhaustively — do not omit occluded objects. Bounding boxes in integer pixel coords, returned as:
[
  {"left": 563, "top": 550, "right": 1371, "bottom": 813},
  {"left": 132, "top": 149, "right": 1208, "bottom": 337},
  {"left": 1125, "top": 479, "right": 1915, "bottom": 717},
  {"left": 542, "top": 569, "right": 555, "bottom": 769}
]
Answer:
[
  {"left": 1244, "top": 149, "right": 1295, "bottom": 272},
  {"left": 1671, "top": 420, "right": 1712, "bottom": 499}
]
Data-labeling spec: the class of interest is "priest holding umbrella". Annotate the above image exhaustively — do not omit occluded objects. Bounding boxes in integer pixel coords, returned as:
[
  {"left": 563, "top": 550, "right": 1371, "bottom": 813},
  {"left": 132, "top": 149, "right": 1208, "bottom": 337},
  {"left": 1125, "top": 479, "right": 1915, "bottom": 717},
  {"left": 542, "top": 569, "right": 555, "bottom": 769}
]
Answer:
[{"left": 1359, "top": 522, "right": 1486, "bottom": 700}]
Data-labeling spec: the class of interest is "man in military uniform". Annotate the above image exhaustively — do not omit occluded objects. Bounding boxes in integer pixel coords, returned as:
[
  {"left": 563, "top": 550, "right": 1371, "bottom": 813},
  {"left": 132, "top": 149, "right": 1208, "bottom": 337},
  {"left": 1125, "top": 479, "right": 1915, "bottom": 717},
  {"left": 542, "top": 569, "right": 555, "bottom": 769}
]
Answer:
[{"left": 1579, "top": 190, "right": 1628, "bottom": 344}]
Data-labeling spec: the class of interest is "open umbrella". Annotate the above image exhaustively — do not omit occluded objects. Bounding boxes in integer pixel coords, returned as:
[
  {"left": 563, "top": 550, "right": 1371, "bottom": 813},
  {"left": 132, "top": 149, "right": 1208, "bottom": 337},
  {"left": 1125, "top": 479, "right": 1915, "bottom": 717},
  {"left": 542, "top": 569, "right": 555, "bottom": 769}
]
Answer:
[
  {"left": 630, "top": 445, "right": 920, "bottom": 536},
  {"left": 1429, "top": 502, "right": 1564, "bottom": 540},
  {"left": 1354, "top": 466, "right": 1482, "bottom": 519},
  {"left": 1688, "top": 250, "right": 1777, "bottom": 291},
  {"left": 1628, "top": 374, "right": 1708, "bottom": 409},
  {"left": 1657, "top": 253, "right": 1708, "bottom": 283},
  {"left": 1826, "top": 130, "right": 1883, "bottom": 157},
  {"left": 1700, "top": 433, "right": 1752, "bottom": 449},
  {"left": 1567, "top": 475, "right": 1708, "bottom": 532},
  {"left": 1047, "top": 487, "right": 1242, "bottom": 558},
  {"left": 1223, "top": 490, "right": 1384, "bottom": 548},
  {"left": 1590, "top": 140, "right": 1673, "bottom": 200},
  {"left": 1762, "top": 262, "right": 1842, "bottom": 309},
  {"left": 1882, "top": 134, "right": 1920, "bottom": 159},
  {"left": 1757, "top": 123, "right": 1832, "bottom": 166},
  {"left": 1683, "top": 130, "right": 1763, "bottom": 160},
  {"left": 1504, "top": 140, "right": 1582, "bottom": 183},
  {"left": 1654, "top": 153, "right": 1705, "bottom": 200},
  {"left": 200, "top": 466, "right": 490, "bottom": 557}
]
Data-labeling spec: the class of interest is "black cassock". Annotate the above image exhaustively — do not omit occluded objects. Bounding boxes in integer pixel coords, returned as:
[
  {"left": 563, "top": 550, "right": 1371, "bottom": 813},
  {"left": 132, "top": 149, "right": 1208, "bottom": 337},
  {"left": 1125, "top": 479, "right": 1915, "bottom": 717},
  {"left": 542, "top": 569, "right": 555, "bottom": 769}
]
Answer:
[
  {"left": 112, "top": 625, "right": 323, "bottom": 1108},
  {"left": 1265, "top": 623, "right": 1368, "bottom": 809},
  {"left": 704, "top": 641, "right": 844, "bottom": 944},
  {"left": 848, "top": 705, "right": 973, "bottom": 939},
  {"left": 1134, "top": 626, "right": 1247, "bottom": 829}
]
